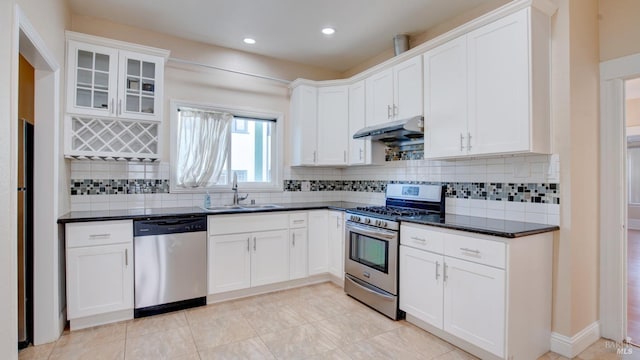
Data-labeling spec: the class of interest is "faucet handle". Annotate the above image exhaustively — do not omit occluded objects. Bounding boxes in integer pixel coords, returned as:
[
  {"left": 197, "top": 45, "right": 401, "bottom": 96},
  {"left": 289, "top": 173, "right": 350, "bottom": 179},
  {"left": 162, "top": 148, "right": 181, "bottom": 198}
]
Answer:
[{"left": 239, "top": 194, "right": 249, "bottom": 201}]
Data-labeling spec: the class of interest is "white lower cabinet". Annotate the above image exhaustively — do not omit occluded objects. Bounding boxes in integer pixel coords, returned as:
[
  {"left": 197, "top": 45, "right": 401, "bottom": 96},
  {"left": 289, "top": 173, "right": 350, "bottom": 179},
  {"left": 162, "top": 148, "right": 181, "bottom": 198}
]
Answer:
[
  {"left": 209, "top": 233, "right": 252, "bottom": 293},
  {"left": 307, "top": 210, "right": 329, "bottom": 275},
  {"left": 443, "top": 256, "right": 505, "bottom": 357},
  {"left": 399, "top": 246, "right": 443, "bottom": 329},
  {"left": 327, "top": 211, "right": 344, "bottom": 279},
  {"left": 400, "top": 223, "right": 552, "bottom": 359},
  {"left": 65, "top": 220, "right": 133, "bottom": 329},
  {"left": 251, "top": 230, "right": 290, "bottom": 287}
]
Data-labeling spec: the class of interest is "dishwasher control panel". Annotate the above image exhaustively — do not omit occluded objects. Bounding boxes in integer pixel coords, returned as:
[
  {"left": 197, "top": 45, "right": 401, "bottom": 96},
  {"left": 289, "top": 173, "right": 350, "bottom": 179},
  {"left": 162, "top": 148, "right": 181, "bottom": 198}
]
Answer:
[{"left": 134, "top": 216, "right": 206, "bottom": 236}]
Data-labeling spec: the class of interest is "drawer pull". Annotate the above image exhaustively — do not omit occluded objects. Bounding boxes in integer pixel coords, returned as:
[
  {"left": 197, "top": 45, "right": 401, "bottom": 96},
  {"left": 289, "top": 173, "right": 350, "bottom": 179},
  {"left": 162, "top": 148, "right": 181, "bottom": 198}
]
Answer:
[
  {"left": 89, "top": 233, "right": 111, "bottom": 238},
  {"left": 460, "top": 247, "right": 481, "bottom": 255},
  {"left": 411, "top": 236, "right": 426, "bottom": 242},
  {"left": 293, "top": 220, "right": 305, "bottom": 224}
]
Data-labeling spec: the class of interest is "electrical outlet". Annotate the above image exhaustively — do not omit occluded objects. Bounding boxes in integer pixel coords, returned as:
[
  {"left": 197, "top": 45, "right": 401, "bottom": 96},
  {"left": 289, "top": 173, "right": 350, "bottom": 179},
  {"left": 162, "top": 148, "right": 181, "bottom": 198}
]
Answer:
[{"left": 301, "top": 181, "right": 310, "bottom": 192}]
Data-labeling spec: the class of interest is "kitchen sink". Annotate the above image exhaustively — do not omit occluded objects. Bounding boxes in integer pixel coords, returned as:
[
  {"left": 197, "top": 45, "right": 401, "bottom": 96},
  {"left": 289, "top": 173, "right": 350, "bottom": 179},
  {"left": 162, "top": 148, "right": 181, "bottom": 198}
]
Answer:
[
  {"left": 202, "top": 204, "right": 283, "bottom": 212},
  {"left": 240, "top": 204, "right": 283, "bottom": 209}
]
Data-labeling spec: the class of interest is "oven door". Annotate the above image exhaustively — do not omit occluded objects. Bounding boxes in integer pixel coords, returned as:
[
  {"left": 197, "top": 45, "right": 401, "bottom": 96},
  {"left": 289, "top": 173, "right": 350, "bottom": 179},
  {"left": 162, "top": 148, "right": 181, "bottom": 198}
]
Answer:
[{"left": 345, "top": 221, "right": 398, "bottom": 295}]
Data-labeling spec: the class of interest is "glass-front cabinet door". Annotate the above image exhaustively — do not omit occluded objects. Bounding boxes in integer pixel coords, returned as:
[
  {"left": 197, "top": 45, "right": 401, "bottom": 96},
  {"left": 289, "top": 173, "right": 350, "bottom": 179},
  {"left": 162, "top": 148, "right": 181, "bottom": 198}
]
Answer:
[
  {"left": 66, "top": 41, "right": 118, "bottom": 117},
  {"left": 118, "top": 51, "right": 164, "bottom": 121}
]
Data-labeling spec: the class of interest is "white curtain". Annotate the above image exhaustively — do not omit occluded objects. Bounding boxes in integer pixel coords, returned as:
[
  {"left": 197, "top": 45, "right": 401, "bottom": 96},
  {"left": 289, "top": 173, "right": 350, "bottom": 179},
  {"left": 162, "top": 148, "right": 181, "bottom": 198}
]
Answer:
[{"left": 176, "top": 109, "right": 233, "bottom": 188}]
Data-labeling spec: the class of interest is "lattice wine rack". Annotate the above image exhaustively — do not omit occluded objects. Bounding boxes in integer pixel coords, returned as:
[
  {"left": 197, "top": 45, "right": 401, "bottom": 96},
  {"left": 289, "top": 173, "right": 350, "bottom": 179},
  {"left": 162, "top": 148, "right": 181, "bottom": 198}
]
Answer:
[{"left": 64, "top": 116, "right": 159, "bottom": 161}]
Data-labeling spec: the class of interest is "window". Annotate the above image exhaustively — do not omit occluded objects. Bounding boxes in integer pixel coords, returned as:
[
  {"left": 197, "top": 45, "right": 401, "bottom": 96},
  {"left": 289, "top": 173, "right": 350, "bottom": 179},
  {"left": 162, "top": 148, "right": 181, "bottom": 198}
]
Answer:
[
  {"left": 170, "top": 101, "right": 282, "bottom": 192},
  {"left": 629, "top": 146, "right": 640, "bottom": 204}
]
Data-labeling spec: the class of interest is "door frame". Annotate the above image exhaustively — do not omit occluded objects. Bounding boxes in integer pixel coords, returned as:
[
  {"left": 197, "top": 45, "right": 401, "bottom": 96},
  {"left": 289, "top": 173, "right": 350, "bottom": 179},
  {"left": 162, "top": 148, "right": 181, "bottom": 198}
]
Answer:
[
  {"left": 600, "top": 53, "right": 640, "bottom": 341},
  {"left": 12, "top": 5, "right": 64, "bottom": 346}
]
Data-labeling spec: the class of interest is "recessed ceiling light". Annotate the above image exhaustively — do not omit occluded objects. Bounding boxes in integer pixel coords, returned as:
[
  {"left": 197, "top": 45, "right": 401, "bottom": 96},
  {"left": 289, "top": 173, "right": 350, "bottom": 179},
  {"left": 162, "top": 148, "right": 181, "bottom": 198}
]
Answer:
[
  {"left": 321, "top": 27, "right": 336, "bottom": 35},
  {"left": 243, "top": 38, "right": 256, "bottom": 45}
]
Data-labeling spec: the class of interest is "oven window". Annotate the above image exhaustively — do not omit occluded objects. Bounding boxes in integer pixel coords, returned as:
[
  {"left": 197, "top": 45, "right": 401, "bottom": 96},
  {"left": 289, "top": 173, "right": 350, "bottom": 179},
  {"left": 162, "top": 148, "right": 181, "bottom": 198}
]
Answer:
[{"left": 349, "top": 232, "right": 389, "bottom": 273}]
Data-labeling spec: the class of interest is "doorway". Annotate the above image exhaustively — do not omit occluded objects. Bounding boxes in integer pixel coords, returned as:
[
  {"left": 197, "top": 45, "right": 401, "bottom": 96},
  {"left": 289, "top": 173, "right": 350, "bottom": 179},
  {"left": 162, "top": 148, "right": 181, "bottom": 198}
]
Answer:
[
  {"left": 17, "top": 54, "right": 35, "bottom": 349},
  {"left": 627, "top": 77, "right": 640, "bottom": 344}
]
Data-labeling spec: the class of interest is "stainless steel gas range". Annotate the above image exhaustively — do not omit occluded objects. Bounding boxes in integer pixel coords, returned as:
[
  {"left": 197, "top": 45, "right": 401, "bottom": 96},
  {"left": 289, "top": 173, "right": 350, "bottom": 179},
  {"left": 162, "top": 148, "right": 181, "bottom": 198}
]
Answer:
[{"left": 344, "top": 183, "right": 445, "bottom": 320}]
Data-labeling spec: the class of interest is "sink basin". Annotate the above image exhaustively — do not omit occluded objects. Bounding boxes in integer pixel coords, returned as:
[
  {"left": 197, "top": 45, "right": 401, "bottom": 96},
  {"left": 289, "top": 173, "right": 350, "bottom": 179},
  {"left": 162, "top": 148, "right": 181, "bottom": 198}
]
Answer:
[
  {"left": 202, "top": 204, "right": 283, "bottom": 212},
  {"left": 241, "top": 204, "right": 283, "bottom": 210},
  {"left": 202, "top": 205, "right": 245, "bottom": 212}
]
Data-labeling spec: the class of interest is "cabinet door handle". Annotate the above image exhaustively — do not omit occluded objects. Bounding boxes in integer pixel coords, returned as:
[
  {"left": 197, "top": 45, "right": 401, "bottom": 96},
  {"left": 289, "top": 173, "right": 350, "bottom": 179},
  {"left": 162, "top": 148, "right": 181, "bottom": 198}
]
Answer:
[
  {"left": 444, "top": 262, "right": 448, "bottom": 282},
  {"left": 313, "top": 151, "right": 317, "bottom": 163},
  {"left": 411, "top": 236, "right": 426, "bottom": 243},
  {"left": 247, "top": 237, "right": 250, "bottom": 252},
  {"left": 292, "top": 233, "right": 296, "bottom": 246},
  {"left": 125, "top": 248, "right": 128, "bottom": 266},
  {"left": 460, "top": 133, "right": 465, "bottom": 152},
  {"left": 467, "top": 132, "right": 472, "bottom": 151},
  {"left": 89, "top": 233, "right": 110, "bottom": 239},
  {"left": 359, "top": 148, "right": 363, "bottom": 161},
  {"left": 118, "top": 99, "right": 122, "bottom": 115},
  {"left": 435, "top": 261, "right": 440, "bottom": 280},
  {"left": 253, "top": 237, "right": 257, "bottom": 251},
  {"left": 110, "top": 99, "right": 115, "bottom": 114},
  {"left": 460, "top": 247, "right": 481, "bottom": 255},
  {"left": 343, "top": 150, "right": 347, "bottom": 163},
  {"left": 393, "top": 104, "right": 398, "bottom": 116},
  {"left": 387, "top": 105, "right": 392, "bottom": 119}
]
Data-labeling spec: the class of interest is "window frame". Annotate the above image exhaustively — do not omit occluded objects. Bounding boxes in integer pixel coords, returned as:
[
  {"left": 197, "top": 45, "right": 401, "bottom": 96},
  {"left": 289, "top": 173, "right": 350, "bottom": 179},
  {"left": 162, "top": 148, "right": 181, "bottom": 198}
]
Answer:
[{"left": 169, "top": 99, "right": 283, "bottom": 193}]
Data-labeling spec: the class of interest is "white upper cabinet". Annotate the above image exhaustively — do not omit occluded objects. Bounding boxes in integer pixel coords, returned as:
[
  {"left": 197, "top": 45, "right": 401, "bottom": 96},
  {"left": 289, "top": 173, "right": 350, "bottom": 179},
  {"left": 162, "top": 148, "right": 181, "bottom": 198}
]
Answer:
[
  {"left": 348, "top": 80, "right": 369, "bottom": 165},
  {"left": 366, "top": 55, "right": 423, "bottom": 126},
  {"left": 425, "top": 7, "right": 550, "bottom": 159},
  {"left": 423, "top": 36, "right": 468, "bottom": 158},
  {"left": 290, "top": 85, "right": 318, "bottom": 166},
  {"left": 290, "top": 84, "right": 349, "bottom": 166},
  {"left": 317, "top": 86, "right": 349, "bottom": 165},
  {"left": 66, "top": 32, "right": 169, "bottom": 122}
]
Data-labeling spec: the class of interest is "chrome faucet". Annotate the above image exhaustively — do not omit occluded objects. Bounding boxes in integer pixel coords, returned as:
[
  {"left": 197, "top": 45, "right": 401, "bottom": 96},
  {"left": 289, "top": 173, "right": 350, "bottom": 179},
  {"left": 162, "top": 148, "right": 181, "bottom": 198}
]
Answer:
[{"left": 231, "top": 172, "right": 248, "bottom": 205}]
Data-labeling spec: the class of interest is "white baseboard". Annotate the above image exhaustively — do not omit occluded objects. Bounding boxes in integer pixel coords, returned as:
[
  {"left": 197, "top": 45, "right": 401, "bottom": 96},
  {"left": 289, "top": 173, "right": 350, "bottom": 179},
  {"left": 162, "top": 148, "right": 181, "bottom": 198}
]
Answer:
[
  {"left": 550, "top": 321, "right": 600, "bottom": 358},
  {"left": 628, "top": 219, "right": 640, "bottom": 230}
]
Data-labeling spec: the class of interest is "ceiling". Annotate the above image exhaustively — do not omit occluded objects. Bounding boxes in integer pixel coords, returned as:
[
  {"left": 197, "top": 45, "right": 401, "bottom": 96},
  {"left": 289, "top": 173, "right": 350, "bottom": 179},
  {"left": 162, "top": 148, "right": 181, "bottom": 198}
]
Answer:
[{"left": 68, "top": 0, "right": 497, "bottom": 73}]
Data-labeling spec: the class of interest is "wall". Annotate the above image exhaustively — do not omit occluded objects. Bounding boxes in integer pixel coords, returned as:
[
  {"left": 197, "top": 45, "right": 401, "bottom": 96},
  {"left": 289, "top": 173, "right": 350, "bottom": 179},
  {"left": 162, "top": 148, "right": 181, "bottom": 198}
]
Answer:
[
  {"left": 598, "top": 0, "right": 640, "bottom": 62},
  {"left": 342, "top": 0, "right": 509, "bottom": 78},
  {"left": 628, "top": 98, "right": 640, "bottom": 127}
]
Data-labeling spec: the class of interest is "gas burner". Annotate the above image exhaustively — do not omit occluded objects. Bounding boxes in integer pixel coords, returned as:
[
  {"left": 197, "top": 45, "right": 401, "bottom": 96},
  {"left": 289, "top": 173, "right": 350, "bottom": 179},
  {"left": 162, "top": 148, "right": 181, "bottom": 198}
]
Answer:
[{"left": 353, "top": 206, "right": 435, "bottom": 218}]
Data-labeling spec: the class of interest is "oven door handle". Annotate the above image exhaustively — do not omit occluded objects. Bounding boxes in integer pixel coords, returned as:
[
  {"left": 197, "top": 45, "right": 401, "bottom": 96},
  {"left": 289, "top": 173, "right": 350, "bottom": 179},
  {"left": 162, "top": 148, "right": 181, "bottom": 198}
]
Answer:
[
  {"left": 346, "top": 223, "right": 397, "bottom": 240},
  {"left": 345, "top": 274, "right": 395, "bottom": 300}
]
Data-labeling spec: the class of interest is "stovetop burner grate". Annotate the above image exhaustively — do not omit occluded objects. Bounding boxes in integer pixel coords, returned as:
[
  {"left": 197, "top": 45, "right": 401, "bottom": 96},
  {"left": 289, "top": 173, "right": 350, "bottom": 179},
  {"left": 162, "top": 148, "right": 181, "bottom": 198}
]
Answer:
[{"left": 352, "top": 206, "right": 437, "bottom": 218}]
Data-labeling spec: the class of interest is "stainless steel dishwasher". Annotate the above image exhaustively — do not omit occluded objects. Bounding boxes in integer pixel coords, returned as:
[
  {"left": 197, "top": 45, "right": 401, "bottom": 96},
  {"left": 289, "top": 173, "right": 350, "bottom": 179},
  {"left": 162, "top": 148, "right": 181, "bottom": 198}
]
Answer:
[{"left": 133, "top": 216, "right": 207, "bottom": 318}]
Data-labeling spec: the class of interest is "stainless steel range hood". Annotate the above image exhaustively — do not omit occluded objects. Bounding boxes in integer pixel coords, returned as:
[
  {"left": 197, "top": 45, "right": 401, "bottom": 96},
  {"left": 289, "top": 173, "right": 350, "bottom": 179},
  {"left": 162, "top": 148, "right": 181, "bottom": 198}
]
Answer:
[{"left": 353, "top": 116, "right": 424, "bottom": 145}]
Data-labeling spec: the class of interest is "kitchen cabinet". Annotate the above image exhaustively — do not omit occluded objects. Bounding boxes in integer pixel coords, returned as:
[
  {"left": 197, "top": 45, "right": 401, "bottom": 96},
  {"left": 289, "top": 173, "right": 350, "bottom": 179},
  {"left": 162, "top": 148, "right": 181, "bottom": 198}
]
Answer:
[
  {"left": 66, "top": 33, "right": 167, "bottom": 122},
  {"left": 289, "top": 84, "right": 317, "bottom": 166},
  {"left": 208, "top": 213, "right": 290, "bottom": 294},
  {"left": 424, "top": 7, "right": 550, "bottom": 159},
  {"left": 348, "top": 81, "right": 368, "bottom": 165},
  {"left": 250, "top": 230, "right": 290, "bottom": 287},
  {"left": 317, "top": 86, "right": 349, "bottom": 165},
  {"left": 64, "top": 32, "right": 169, "bottom": 161},
  {"left": 65, "top": 220, "right": 133, "bottom": 329},
  {"left": 366, "top": 55, "right": 422, "bottom": 127},
  {"left": 327, "top": 210, "right": 344, "bottom": 279},
  {"left": 307, "top": 210, "right": 329, "bottom": 275},
  {"left": 399, "top": 222, "right": 552, "bottom": 359},
  {"left": 289, "top": 213, "right": 308, "bottom": 280}
]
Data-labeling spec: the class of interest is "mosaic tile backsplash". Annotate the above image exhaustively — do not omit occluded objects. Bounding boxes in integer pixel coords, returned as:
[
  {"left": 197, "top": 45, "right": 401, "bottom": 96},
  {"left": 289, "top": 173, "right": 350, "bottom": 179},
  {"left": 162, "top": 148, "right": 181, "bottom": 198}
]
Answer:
[{"left": 71, "top": 178, "right": 559, "bottom": 204}]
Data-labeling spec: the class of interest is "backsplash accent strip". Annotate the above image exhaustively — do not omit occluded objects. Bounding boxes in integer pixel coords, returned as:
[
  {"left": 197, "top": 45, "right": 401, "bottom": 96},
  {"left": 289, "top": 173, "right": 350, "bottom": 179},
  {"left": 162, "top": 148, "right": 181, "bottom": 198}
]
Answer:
[{"left": 70, "top": 178, "right": 559, "bottom": 205}]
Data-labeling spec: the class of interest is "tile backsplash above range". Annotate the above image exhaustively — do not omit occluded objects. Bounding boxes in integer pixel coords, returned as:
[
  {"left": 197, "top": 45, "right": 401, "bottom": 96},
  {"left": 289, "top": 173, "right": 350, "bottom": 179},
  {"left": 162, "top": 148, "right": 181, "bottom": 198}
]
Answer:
[{"left": 69, "top": 154, "right": 560, "bottom": 225}]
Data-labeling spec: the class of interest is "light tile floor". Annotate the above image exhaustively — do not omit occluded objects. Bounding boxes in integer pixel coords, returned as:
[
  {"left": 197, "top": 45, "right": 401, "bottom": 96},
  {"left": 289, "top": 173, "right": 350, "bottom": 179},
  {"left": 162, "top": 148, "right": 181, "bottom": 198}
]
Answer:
[{"left": 17, "top": 282, "right": 640, "bottom": 359}]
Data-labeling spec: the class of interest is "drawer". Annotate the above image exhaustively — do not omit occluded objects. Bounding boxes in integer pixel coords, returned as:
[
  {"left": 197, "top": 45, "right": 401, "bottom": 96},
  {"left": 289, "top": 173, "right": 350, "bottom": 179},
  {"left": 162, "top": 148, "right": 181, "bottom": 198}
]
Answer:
[
  {"left": 400, "top": 224, "right": 444, "bottom": 254},
  {"left": 444, "top": 233, "right": 506, "bottom": 269},
  {"left": 289, "top": 212, "right": 308, "bottom": 228},
  {"left": 66, "top": 220, "right": 133, "bottom": 248},
  {"left": 209, "top": 213, "right": 289, "bottom": 235}
]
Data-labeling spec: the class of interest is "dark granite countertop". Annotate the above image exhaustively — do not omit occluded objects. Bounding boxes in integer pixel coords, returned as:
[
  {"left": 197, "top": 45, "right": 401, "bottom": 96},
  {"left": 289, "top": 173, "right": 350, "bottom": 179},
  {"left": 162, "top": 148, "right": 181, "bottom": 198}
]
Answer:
[
  {"left": 58, "top": 202, "right": 559, "bottom": 238},
  {"left": 57, "top": 201, "right": 369, "bottom": 224},
  {"left": 400, "top": 214, "right": 559, "bottom": 238}
]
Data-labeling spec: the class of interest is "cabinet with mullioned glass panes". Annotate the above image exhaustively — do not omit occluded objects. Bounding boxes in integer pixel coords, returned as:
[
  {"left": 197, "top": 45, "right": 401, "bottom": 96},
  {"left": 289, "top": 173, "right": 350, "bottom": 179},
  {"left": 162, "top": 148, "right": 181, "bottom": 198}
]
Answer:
[{"left": 64, "top": 32, "right": 169, "bottom": 160}]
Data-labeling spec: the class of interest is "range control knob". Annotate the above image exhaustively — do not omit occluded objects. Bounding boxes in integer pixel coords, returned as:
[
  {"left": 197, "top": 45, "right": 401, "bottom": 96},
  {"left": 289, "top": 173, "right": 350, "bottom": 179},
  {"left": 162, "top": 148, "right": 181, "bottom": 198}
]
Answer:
[
  {"left": 364, "top": 218, "right": 371, "bottom": 224},
  {"left": 381, "top": 221, "right": 387, "bottom": 228},
  {"left": 351, "top": 215, "right": 360, "bottom": 222}
]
